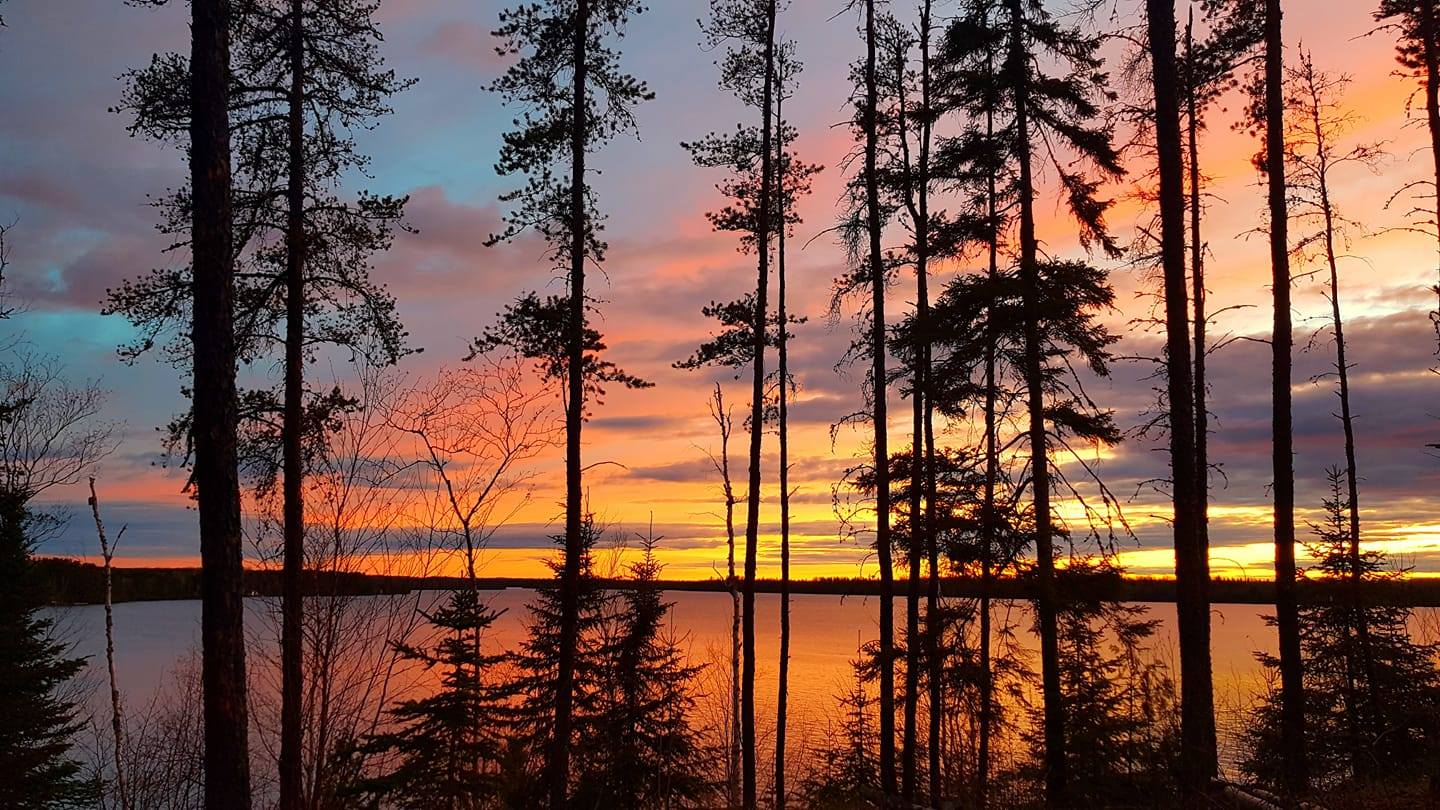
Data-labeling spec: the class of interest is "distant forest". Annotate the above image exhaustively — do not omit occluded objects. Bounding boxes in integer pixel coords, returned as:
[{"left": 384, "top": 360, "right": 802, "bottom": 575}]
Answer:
[{"left": 5, "top": 0, "right": 1440, "bottom": 808}]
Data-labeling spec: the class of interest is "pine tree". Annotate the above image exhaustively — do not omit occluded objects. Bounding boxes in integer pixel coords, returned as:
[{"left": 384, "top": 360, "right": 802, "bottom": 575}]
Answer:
[
  {"left": 502, "top": 514, "right": 613, "bottom": 807},
  {"left": 1247, "top": 0, "right": 1310, "bottom": 792},
  {"left": 933, "top": 6, "right": 1015, "bottom": 797},
  {"left": 349, "top": 589, "right": 514, "bottom": 809},
  {"left": 486, "top": 4, "right": 651, "bottom": 799},
  {"left": 111, "top": 12, "right": 413, "bottom": 800},
  {"left": 0, "top": 489, "right": 96, "bottom": 808},
  {"left": 799, "top": 657, "right": 881, "bottom": 809},
  {"left": 1019, "top": 565, "right": 1180, "bottom": 806},
  {"left": 930, "top": 3, "right": 1125, "bottom": 798},
  {"left": 571, "top": 528, "right": 710, "bottom": 808},
  {"left": 1243, "top": 470, "right": 1440, "bottom": 791},
  {"left": 828, "top": 1, "right": 902, "bottom": 794},
  {"left": 1140, "top": 0, "right": 1214, "bottom": 798}
]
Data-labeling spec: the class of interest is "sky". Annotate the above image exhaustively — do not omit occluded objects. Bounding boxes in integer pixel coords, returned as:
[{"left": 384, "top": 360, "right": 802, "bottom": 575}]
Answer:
[{"left": 2, "top": 0, "right": 1438, "bottom": 580}]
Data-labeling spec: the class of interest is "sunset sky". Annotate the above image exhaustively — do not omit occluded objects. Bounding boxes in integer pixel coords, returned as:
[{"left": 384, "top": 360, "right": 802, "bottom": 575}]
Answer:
[{"left": 3, "top": 0, "right": 1437, "bottom": 580}]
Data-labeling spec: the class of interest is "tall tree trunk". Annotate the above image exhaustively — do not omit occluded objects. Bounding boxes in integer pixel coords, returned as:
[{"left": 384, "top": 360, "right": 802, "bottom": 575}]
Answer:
[
  {"left": 913, "top": 7, "right": 942, "bottom": 806},
  {"left": 1420, "top": 0, "right": 1440, "bottom": 354},
  {"left": 190, "top": 1, "right": 251, "bottom": 806},
  {"left": 89, "top": 479, "right": 131, "bottom": 810},
  {"left": 1184, "top": 15, "right": 1221, "bottom": 794},
  {"left": 552, "top": 0, "right": 591, "bottom": 803},
  {"left": 1183, "top": 13, "right": 1213, "bottom": 698},
  {"left": 775, "top": 84, "right": 792, "bottom": 810},
  {"left": 977, "top": 46, "right": 1000, "bottom": 809},
  {"left": 742, "top": 2, "right": 778, "bottom": 807},
  {"left": 1146, "top": 0, "right": 1215, "bottom": 801},
  {"left": 1004, "top": 0, "right": 1065, "bottom": 801},
  {"left": 863, "top": 0, "right": 898, "bottom": 798},
  {"left": 279, "top": 1, "right": 307, "bottom": 806},
  {"left": 1264, "top": 0, "right": 1307, "bottom": 796},
  {"left": 900, "top": 18, "right": 929, "bottom": 801}
]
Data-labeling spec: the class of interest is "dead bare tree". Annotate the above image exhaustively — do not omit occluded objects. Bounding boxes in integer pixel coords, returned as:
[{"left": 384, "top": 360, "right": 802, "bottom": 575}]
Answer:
[
  {"left": 88, "top": 477, "right": 131, "bottom": 810},
  {"left": 701, "top": 383, "right": 742, "bottom": 807}
]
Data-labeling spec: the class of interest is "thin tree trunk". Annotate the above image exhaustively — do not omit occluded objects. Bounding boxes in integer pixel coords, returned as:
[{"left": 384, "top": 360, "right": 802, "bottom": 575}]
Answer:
[
  {"left": 552, "top": 0, "right": 591, "bottom": 803},
  {"left": 1185, "top": 16, "right": 1221, "bottom": 792},
  {"left": 1146, "top": 0, "right": 1215, "bottom": 801},
  {"left": 712, "top": 384, "right": 741, "bottom": 808},
  {"left": 1004, "top": 0, "right": 1065, "bottom": 801},
  {"left": 279, "top": 0, "right": 307, "bottom": 806},
  {"left": 742, "top": 2, "right": 778, "bottom": 807},
  {"left": 775, "top": 85, "right": 792, "bottom": 810},
  {"left": 190, "top": 1, "right": 252, "bottom": 805},
  {"left": 1309, "top": 94, "right": 1378, "bottom": 777},
  {"left": 89, "top": 479, "right": 131, "bottom": 810},
  {"left": 1264, "top": 0, "right": 1307, "bottom": 796},
  {"left": 977, "top": 46, "right": 1000, "bottom": 809},
  {"left": 913, "top": 6, "right": 941, "bottom": 805},
  {"left": 863, "top": 0, "right": 897, "bottom": 798},
  {"left": 1183, "top": 17, "right": 1214, "bottom": 724},
  {"left": 1415, "top": 3, "right": 1440, "bottom": 795}
]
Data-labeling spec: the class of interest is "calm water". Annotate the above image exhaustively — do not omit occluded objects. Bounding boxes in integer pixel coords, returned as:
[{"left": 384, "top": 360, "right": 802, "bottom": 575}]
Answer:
[{"left": 48, "top": 590, "right": 1385, "bottom": 774}]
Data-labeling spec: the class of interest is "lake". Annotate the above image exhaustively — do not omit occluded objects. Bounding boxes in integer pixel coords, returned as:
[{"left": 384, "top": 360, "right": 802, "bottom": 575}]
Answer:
[{"left": 47, "top": 590, "right": 1384, "bottom": 782}]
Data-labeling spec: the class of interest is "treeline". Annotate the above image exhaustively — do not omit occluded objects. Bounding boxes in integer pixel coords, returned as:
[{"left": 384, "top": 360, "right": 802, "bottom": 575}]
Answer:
[{"left": 38, "top": 557, "right": 1440, "bottom": 608}]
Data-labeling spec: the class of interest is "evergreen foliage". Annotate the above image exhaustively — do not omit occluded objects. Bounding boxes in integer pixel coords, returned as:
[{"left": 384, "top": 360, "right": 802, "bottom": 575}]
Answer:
[
  {"left": 0, "top": 488, "right": 97, "bottom": 808},
  {"left": 108, "top": 0, "right": 414, "bottom": 486},
  {"left": 349, "top": 588, "right": 514, "bottom": 808},
  {"left": 1244, "top": 470, "right": 1440, "bottom": 790}
]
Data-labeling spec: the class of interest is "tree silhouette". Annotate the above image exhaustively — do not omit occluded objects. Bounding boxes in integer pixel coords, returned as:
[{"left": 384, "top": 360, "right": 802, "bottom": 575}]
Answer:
[
  {"left": 0, "top": 488, "right": 96, "bottom": 807},
  {"left": 828, "top": 1, "right": 902, "bottom": 794},
  {"left": 570, "top": 527, "right": 710, "bottom": 808},
  {"left": 190, "top": 1, "right": 250, "bottom": 803},
  {"left": 679, "top": 2, "right": 784, "bottom": 804},
  {"left": 933, "top": 3, "right": 1015, "bottom": 797},
  {"left": 110, "top": 8, "right": 413, "bottom": 799},
  {"left": 349, "top": 589, "right": 514, "bottom": 808},
  {"left": 962, "top": 0, "right": 1127, "bottom": 801},
  {"left": 1245, "top": 0, "right": 1310, "bottom": 792},
  {"left": 1285, "top": 51, "right": 1388, "bottom": 785},
  {"left": 1244, "top": 470, "right": 1440, "bottom": 792},
  {"left": 1375, "top": 0, "right": 1440, "bottom": 357},
  {"left": 1140, "top": 0, "right": 1213, "bottom": 798},
  {"left": 486, "top": 1, "right": 652, "bottom": 800}
]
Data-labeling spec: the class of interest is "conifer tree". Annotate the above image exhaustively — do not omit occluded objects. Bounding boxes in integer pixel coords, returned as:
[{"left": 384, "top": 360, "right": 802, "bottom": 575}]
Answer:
[
  {"left": 871, "top": 8, "right": 945, "bottom": 798},
  {"left": 111, "top": 7, "right": 412, "bottom": 801},
  {"left": 933, "top": 5, "right": 1014, "bottom": 797},
  {"left": 1020, "top": 565, "right": 1179, "bottom": 806},
  {"left": 936, "top": 0, "right": 1126, "bottom": 801},
  {"left": 829, "top": 1, "right": 900, "bottom": 793},
  {"left": 486, "top": 3, "right": 651, "bottom": 802},
  {"left": 1243, "top": 470, "right": 1440, "bottom": 791},
  {"left": 678, "top": 3, "right": 811, "bottom": 804},
  {"left": 571, "top": 527, "right": 710, "bottom": 808},
  {"left": 799, "top": 657, "right": 881, "bottom": 808},
  {"left": 0, "top": 489, "right": 96, "bottom": 808},
  {"left": 770, "top": 43, "right": 818, "bottom": 810},
  {"left": 348, "top": 589, "right": 513, "bottom": 808}
]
